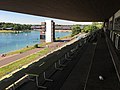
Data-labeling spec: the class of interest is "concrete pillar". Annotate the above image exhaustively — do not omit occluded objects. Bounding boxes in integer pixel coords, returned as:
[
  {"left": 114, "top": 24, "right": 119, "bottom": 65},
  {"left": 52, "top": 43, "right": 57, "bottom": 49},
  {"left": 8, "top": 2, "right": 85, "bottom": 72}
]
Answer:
[
  {"left": 103, "top": 20, "right": 109, "bottom": 31},
  {"left": 40, "top": 22, "right": 46, "bottom": 42},
  {"left": 114, "top": 9, "right": 120, "bottom": 31},
  {"left": 45, "top": 20, "right": 55, "bottom": 42},
  {"left": 112, "top": 15, "right": 115, "bottom": 30}
]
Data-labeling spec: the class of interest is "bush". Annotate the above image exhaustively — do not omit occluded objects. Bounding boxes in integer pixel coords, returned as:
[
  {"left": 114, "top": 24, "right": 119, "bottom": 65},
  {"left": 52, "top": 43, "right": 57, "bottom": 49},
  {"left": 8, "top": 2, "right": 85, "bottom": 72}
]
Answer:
[
  {"left": 34, "top": 44, "right": 39, "bottom": 48},
  {"left": 71, "top": 25, "right": 81, "bottom": 37}
]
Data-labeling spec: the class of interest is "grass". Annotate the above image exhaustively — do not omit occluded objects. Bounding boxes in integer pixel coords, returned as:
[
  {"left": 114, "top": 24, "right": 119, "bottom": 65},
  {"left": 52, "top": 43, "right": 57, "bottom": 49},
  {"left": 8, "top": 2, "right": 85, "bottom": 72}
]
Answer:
[
  {"left": 38, "top": 42, "right": 52, "bottom": 47},
  {"left": 6, "top": 42, "right": 51, "bottom": 56},
  {"left": 0, "top": 48, "right": 51, "bottom": 78},
  {"left": 7, "top": 46, "right": 35, "bottom": 56},
  {"left": 56, "top": 35, "right": 71, "bottom": 40}
]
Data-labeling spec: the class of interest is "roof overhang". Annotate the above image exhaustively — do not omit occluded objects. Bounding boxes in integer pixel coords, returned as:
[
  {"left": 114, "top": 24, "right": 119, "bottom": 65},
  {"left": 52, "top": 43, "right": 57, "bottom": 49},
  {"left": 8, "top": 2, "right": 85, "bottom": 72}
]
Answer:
[{"left": 0, "top": 0, "right": 120, "bottom": 22}]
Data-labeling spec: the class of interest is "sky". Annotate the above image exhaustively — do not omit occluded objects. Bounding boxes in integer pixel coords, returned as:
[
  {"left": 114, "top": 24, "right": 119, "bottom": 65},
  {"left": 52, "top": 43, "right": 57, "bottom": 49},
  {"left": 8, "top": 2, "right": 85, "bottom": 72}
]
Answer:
[{"left": 0, "top": 10, "right": 92, "bottom": 25}]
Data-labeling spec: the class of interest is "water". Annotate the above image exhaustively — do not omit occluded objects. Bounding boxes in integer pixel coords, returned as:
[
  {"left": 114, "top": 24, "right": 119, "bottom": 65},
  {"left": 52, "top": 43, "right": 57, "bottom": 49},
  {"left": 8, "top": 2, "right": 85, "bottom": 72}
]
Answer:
[
  {"left": 55, "top": 31, "right": 71, "bottom": 38},
  {"left": 0, "top": 31, "right": 71, "bottom": 54}
]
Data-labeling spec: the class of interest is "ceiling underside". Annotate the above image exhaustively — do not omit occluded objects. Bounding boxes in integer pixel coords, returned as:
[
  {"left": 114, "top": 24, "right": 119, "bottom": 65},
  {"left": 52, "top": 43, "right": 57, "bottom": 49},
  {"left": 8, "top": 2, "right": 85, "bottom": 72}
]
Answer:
[{"left": 0, "top": 0, "right": 120, "bottom": 22}]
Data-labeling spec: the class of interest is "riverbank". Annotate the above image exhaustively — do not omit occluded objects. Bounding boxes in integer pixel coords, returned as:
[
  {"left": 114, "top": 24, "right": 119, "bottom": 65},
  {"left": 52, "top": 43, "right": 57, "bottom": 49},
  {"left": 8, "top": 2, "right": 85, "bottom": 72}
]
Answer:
[
  {"left": 0, "top": 30, "right": 71, "bottom": 54},
  {"left": 0, "top": 42, "right": 51, "bottom": 60},
  {"left": 0, "top": 35, "right": 72, "bottom": 79},
  {"left": 0, "top": 35, "right": 70, "bottom": 58}
]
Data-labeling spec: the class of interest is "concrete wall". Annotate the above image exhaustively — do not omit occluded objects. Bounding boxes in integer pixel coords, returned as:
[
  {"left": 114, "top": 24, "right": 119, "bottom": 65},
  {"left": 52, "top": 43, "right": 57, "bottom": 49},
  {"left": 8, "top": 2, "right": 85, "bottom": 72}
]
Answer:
[
  {"left": 114, "top": 10, "right": 120, "bottom": 31},
  {"left": 108, "top": 9, "right": 120, "bottom": 31},
  {"left": 115, "top": 10, "right": 120, "bottom": 19},
  {"left": 108, "top": 9, "right": 120, "bottom": 82},
  {"left": 109, "top": 17, "right": 113, "bottom": 22}
]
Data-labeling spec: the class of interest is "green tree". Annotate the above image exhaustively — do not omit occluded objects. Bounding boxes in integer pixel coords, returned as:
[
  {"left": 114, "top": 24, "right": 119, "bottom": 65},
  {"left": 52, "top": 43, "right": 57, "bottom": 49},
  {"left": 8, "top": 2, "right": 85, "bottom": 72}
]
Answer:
[
  {"left": 82, "top": 22, "right": 103, "bottom": 33},
  {"left": 71, "top": 25, "right": 81, "bottom": 37},
  {"left": 13, "top": 25, "right": 18, "bottom": 30},
  {"left": 3, "top": 24, "right": 8, "bottom": 29},
  {"left": 0, "top": 22, "right": 32, "bottom": 30}
]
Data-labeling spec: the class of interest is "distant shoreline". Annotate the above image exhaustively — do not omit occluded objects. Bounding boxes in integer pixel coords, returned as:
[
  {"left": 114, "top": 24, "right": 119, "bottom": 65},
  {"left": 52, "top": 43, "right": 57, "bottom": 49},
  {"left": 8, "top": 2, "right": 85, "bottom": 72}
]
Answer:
[
  {"left": 0, "top": 30, "right": 72, "bottom": 33},
  {"left": 0, "top": 30, "right": 16, "bottom": 33},
  {"left": 0, "top": 30, "right": 32, "bottom": 33},
  {"left": 55, "top": 30, "right": 72, "bottom": 32}
]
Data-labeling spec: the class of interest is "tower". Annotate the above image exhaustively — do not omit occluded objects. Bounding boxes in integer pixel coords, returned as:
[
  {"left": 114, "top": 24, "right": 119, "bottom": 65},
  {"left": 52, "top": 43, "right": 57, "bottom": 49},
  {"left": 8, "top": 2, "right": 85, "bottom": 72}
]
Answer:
[{"left": 45, "top": 20, "right": 55, "bottom": 42}]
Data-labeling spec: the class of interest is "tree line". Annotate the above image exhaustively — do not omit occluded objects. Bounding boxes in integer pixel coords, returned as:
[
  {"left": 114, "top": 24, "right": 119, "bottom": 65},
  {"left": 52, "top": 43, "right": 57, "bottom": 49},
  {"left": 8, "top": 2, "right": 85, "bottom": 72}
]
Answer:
[
  {"left": 71, "top": 22, "right": 103, "bottom": 37},
  {"left": 0, "top": 22, "right": 32, "bottom": 30}
]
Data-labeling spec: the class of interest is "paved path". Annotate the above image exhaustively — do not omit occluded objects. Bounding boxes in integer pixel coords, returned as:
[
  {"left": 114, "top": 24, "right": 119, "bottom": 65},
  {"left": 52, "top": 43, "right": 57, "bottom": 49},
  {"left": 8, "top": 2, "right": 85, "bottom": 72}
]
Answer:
[
  {"left": 60, "top": 43, "right": 96, "bottom": 90},
  {"left": 85, "top": 34, "right": 120, "bottom": 90},
  {"left": 0, "top": 48, "right": 42, "bottom": 68}
]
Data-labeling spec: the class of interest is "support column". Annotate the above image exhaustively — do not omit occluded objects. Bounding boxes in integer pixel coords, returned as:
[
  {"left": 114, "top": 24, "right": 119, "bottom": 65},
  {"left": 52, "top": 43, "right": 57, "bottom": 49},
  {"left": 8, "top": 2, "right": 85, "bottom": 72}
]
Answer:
[
  {"left": 40, "top": 22, "right": 46, "bottom": 42},
  {"left": 45, "top": 20, "right": 55, "bottom": 42},
  {"left": 112, "top": 15, "right": 115, "bottom": 30}
]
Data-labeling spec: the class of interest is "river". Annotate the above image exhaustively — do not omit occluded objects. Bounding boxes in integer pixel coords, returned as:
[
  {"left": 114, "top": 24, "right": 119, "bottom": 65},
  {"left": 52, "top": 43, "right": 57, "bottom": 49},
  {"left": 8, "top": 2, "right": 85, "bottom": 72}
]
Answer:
[{"left": 0, "top": 31, "right": 71, "bottom": 54}]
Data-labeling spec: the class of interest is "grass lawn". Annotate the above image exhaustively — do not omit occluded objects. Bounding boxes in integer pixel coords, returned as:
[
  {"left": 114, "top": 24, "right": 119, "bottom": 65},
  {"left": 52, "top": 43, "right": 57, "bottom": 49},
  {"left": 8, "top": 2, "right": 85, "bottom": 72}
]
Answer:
[
  {"left": 7, "top": 46, "right": 35, "bottom": 55},
  {"left": 56, "top": 35, "right": 71, "bottom": 40},
  {"left": 0, "top": 48, "right": 51, "bottom": 78},
  {"left": 6, "top": 42, "right": 51, "bottom": 56}
]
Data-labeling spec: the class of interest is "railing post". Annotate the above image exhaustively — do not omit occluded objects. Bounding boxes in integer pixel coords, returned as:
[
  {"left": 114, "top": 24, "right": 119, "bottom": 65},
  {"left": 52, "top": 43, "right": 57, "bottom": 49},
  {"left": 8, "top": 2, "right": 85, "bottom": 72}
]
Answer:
[
  {"left": 55, "top": 63, "right": 63, "bottom": 70},
  {"left": 43, "top": 72, "right": 53, "bottom": 82},
  {"left": 35, "top": 76, "right": 47, "bottom": 89},
  {"left": 58, "top": 59, "right": 66, "bottom": 67},
  {"left": 65, "top": 54, "right": 71, "bottom": 61}
]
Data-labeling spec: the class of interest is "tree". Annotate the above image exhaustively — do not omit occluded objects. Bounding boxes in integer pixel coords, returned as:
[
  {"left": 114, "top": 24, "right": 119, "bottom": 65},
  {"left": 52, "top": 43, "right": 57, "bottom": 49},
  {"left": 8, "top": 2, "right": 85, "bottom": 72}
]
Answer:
[
  {"left": 82, "top": 22, "right": 103, "bottom": 33},
  {"left": 71, "top": 25, "right": 81, "bottom": 37},
  {"left": 13, "top": 25, "right": 18, "bottom": 30},
  {"left": 0, "top": 22, "right": 32, "bottom": 30}
]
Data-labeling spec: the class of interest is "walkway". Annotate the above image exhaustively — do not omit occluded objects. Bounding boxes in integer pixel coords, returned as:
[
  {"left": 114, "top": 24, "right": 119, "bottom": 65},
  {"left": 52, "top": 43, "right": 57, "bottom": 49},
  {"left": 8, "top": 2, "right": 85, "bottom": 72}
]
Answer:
[
  {"left": 60, "top": 41, "right": 96, "bottom": 90},
  {"left": 61, "top": 32, "right": 120, "bottom": 90},
  {"left": 85, "top": 33, "right": 120, "bottom": 90},
  {"left": 0, "top": 48, "right": 42, "bottom": 68}
]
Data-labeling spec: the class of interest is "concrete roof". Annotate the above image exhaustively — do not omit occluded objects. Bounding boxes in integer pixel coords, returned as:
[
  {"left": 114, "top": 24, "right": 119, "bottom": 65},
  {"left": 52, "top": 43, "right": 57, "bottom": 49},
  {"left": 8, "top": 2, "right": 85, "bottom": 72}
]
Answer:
[{"left": 0, "top": 0, "right": 120, "bottom": 22}]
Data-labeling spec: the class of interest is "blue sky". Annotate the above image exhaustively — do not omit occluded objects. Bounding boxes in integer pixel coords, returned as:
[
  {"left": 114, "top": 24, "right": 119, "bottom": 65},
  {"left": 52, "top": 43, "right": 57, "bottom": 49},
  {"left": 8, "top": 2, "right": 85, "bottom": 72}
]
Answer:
[{"left": 0, "top": 10, "right": 92, "bottom": 25}]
